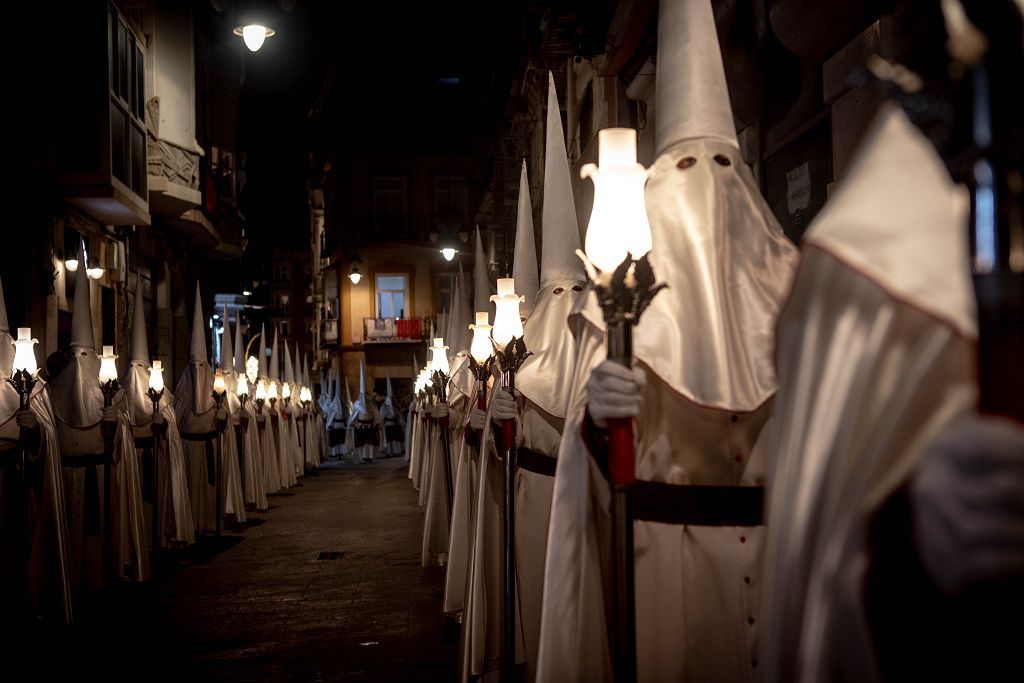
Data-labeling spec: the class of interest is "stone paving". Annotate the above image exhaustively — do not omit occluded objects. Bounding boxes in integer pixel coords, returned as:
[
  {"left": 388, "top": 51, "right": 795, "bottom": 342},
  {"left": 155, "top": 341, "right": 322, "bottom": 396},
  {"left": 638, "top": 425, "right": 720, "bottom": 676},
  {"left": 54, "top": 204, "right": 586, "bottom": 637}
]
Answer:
[{"left": 23, "top": 457, "right": 458, "bottom": 682}]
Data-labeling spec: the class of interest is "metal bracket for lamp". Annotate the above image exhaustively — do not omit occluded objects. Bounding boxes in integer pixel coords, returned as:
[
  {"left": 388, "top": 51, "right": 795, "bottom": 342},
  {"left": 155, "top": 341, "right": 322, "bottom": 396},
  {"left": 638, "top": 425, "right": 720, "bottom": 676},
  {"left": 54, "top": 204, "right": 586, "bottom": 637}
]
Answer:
[{"left": 467, "top": 353, "right": 495, "bottom": 418}]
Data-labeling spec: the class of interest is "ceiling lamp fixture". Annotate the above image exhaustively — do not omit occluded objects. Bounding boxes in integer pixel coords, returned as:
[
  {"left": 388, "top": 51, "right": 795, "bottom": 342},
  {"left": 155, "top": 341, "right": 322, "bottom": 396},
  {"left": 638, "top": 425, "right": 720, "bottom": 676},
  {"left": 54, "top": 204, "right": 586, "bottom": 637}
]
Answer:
[{"left": 234, "top": 24, "right": 275, "bottom": 52}]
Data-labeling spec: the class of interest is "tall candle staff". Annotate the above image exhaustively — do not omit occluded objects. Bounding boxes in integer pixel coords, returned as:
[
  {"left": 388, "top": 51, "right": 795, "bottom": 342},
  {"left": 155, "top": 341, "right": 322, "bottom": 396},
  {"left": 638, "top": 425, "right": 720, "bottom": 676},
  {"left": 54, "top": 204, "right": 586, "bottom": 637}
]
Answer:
[
  {"left": 490, "top": 278, "right": 531, "bottom": 683},
  {"left": 577, "top": 128, "right": 666, "bottom": 682}
]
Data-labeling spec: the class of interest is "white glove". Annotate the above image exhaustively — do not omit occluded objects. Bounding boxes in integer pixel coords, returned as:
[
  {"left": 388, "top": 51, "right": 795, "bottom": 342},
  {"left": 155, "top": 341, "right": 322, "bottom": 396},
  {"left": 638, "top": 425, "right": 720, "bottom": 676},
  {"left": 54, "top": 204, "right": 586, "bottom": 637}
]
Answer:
[
  {"left": 432, "top": 403, "right": 449, "bottom": 419},
  {"left": 911, "top": 416, "right": 1024, "bottom": 594},
  {"left": 490, "top": 390, "right": 519, "bottom": 423},
  {"left": 586, "top": 360, "right": 646, "bottom": 428},
  {"left": 469, "top": 407, "right": 487, "bottom": 431}
]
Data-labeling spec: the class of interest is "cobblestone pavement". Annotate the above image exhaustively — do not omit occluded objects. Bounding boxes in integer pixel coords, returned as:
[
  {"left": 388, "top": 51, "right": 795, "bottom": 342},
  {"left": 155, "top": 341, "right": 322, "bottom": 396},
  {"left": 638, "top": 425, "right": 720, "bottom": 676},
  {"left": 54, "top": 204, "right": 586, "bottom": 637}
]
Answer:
[{"left": 25, "top": 457, "right": 458, "bottom": 682}]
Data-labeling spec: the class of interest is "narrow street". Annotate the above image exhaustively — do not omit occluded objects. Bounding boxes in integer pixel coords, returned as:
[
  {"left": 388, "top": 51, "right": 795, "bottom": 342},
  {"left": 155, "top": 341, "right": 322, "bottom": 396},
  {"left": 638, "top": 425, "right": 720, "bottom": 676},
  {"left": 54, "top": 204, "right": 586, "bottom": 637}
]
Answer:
[{"left": 28, "top": 459, "right": 458, "bottom": 682}]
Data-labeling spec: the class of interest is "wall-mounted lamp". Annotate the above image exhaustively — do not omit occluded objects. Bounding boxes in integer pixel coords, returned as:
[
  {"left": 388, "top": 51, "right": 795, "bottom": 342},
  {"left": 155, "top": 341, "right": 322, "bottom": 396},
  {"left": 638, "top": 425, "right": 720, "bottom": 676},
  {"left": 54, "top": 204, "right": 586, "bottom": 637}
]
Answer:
[{"left": 349, "top": 250, "right": 363, "bottom": 285}]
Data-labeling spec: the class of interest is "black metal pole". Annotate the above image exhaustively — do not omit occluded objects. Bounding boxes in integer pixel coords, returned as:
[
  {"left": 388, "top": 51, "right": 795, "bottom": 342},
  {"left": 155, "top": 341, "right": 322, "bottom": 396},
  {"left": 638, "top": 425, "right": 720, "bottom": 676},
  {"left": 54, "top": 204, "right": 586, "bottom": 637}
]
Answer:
[
  {"left": 434, "top": 373, "right": 455, "bottom": 523},
  {"left": 501, "top": 368, "right": 517, "bottom": 683},
  {"left": 606, "top": 320, "right": 637, "bottom": 683},
  {"left": 152, "top": 433, "right": 160, "bottom": 554},
  {"left": 215, "top": 433, "right": 222, "bottom": 536}
]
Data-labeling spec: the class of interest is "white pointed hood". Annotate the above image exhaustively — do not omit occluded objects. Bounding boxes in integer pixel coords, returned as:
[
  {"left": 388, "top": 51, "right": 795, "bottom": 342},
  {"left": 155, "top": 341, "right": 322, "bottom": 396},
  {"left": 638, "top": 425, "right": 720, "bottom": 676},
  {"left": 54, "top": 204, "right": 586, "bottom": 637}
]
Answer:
[
  {"left": 123, "top": 279, "right": 167, "bottom": 430},
  {"left": 218, "top": 305, "right": 241, "bottom": 414},
  {"left": 233, "top": 315, "right": 245, "bottom": 375},
  {"left": 51, "top": 260, "right": 103, "bottom": 428},
  {"left": 512, "top": 159, "right": 539, "bottom": 315},
  {"left": 269, "top": 330, "right": 280, "bottom": 383},
  {"left": 518, "top": 75, "right": 589, "bottom": 418},
  {"left": 0, "top": 273, "right": 11, "bottom": 376},
  {"left": 219, "top": 305, "right": 233, "bottom": 373},
  {"left": 0, "top": 270, "right": 9, "bottom": 335},
  {"left": 804, "top": 104, "right": 975, "bottom": 337},
  {"left": 284, "top": 341, "right": 296, "bottom": 387},
  {"left": 344, "top": 373, "right": 352, "bottom": 409},
  {"left": 328, "top": 365, "right": 345, "bottom": 424},
  {"left": 258, "top": 324, "right": 268, "bottom": 380},
  {"left": 353, "top": 358, "right": 369, "bottom": 417},
  {"left": 174, "top": 283, "right": 215, "bottom": 425},
  {"left": 473, "top": 227, "right": 491, "bottom": 315},
  {"left": 71, "top": 254, "right": 95, "bottom": 351},
  {"left": 455, "top": 266, "right": 473, "bottom": 354},
  {"left": 446, "top": 265, "right": 472, "bottom": 356},
  {"left": 540, "top": 72, "right": 584, "bottom": 286},
  {"left": 189, "top": 283, "right": 208, "bottom": 364},
  {"left": 0, "top": 274, "right": 24, "bottom": 423},
  {"left": 655, "top": 0, "right": 738, "bottom": 154},
  {"left": 573, "top": 0, "right": 799, "bottom": 410},
  {"left": 382, "top": 369, "right": 396, "bottom": 415},
  {"left": 760, "top": 103, "right": 975, "bottom": 683},
  {"left": 129, "top": 280, "right": 149, "bottom": 363}
]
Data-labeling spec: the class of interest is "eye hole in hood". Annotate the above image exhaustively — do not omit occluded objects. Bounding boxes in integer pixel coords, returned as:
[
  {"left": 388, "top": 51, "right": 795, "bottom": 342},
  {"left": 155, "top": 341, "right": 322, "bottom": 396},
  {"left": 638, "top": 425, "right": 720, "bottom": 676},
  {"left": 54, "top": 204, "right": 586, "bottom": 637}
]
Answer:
[{"left": 677, "top": 156, "right": 697, "bottom": 170}]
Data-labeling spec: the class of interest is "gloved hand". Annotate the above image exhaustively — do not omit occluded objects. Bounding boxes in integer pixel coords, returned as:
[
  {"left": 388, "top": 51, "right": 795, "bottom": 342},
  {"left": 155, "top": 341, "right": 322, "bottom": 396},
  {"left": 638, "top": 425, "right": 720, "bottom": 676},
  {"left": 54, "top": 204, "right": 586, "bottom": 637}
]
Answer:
[
  {"left": 911, "top": 416, "right": 1024, "bottom": 595},
  {"left": 469, "top": 407, "right": 487, "bottom": 431},
  {"left": 432, "top": 403, "right": 449, "bottom": 419},
  {"left": 101, "top": 405, "right": 119, "bottom": 423},
  {"left": 490, "top": 390, "right": 520, "bottom": 424},
  {"left": 16, "top": 409, "right": 38, "bottom": 431},
  {"left": 586, "top": 360, "right": 645, "bottom": 428}
]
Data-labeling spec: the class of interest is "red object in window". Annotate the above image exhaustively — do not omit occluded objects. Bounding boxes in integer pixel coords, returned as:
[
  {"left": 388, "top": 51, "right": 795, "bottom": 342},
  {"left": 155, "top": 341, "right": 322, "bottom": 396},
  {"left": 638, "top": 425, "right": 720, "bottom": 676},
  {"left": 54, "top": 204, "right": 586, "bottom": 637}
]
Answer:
[{"left": 396, "top": 318, "right": 420, "bottom": 339}]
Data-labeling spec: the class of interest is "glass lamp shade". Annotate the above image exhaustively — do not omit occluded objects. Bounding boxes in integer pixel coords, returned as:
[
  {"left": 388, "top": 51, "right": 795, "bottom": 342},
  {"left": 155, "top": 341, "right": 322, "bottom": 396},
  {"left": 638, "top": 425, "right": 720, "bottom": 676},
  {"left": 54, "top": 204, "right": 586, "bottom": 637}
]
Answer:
[
  {"left": 234, "top": 24, "right": 275, "bottom": 52},
  {"left": 349, "top": 271, "right": 362, "bottom": 285},
  {"left": 148, "top": 360, "right": 165, "bottom": 392},
  {"left": 64, "top": 258, "right": 79, "bottom": 272},
  {"left": 11, "top": 328, "right": 39, "bottom": 375},
  {"left": 299, "top": 386, "right": 312, "bottom": 403},
  {"left": 236, "top": 373, "right": 249, "bottom": 398},
  {"left": 98, "top": 346, "right": 118, "bottom": 383},
  {"left": 428, "top": 337, "right": 450, "bottom": 375},
  {"left": 87, "top": 264, "right": 105, "bottom": 280},
  {"left": 213, "top": 370, "right": 226, "bottom": 395},
  {"left": 282, "top": 382, "right": 291, "bottom": 399},
  {"left": 581, "top": 128, "right": 652, "bottom": 272},
  {"left": 469, "top": 312, "right": 493, "bottom": 363},
  {"left": 267, "top": 380, "right": 279, "bottom": 400},
  {"left": 246, "top": 356, "right": 259, "bottom": 384},
  {"left": 441, "top": 247, "right": 457, "bottom": 261},
  {"left": 255, "top": 379, "right": 268, "bottom": 401},
  {"left": 490, "top": 278, "right": 524, "bottom": 346}
]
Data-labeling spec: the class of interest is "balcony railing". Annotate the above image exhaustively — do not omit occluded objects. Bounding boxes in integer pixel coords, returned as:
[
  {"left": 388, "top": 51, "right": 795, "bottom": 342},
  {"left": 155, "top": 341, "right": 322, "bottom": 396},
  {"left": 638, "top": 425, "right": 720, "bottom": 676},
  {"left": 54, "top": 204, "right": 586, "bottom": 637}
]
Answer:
[{"left": 362, "top": 317, "right": 426, "bottom": 343}]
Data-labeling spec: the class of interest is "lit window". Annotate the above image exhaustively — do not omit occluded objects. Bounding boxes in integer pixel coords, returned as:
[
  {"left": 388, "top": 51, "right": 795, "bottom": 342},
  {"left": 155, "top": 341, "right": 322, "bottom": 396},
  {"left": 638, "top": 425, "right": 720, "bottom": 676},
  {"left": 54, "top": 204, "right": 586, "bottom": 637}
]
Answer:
[{"left": 376, "top": 274, "right": 408, "bottom": 319}]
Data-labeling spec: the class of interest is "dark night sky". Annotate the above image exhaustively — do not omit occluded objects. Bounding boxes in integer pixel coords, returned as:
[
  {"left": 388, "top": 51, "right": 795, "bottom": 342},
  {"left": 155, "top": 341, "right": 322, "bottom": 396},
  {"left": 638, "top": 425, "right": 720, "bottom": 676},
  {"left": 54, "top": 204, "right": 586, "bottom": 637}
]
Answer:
[{"left": 236, "top": 1, "right": 524, "bottom": 255}]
